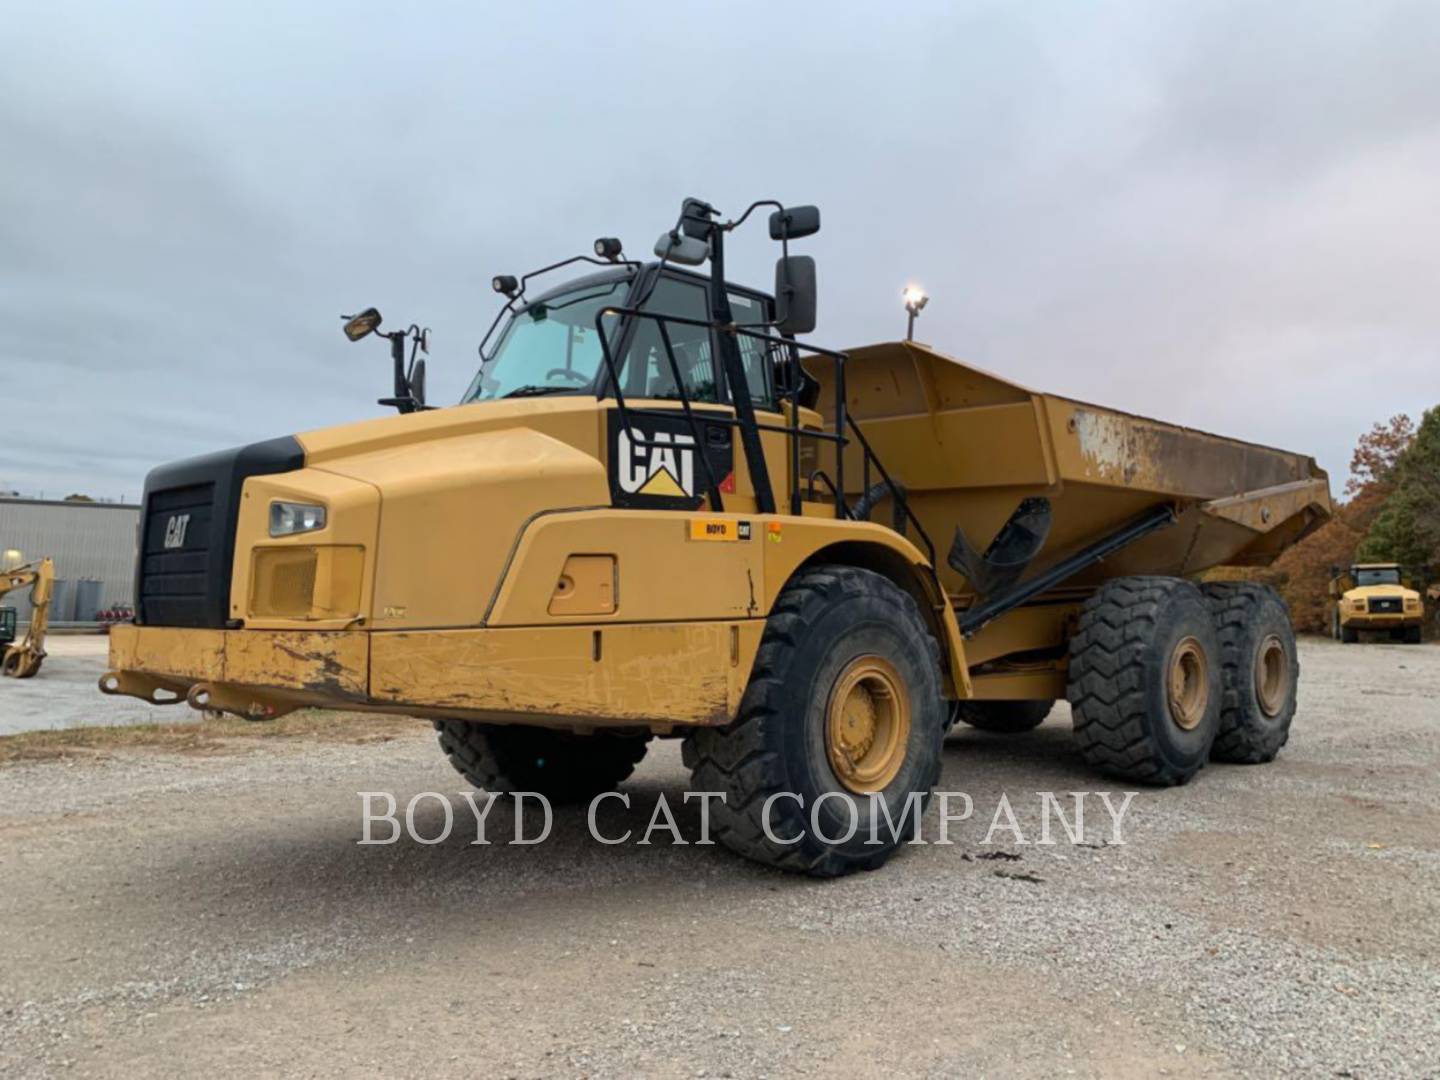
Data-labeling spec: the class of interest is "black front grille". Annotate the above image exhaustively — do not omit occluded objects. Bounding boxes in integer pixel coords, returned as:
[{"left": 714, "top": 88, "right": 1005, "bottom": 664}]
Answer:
[
  {"left": 1369, "top": 597, "right": 1403, "bottom": 614},
  {"left": 140, "top": 483, "right": 216, "bottom": 627},
  {"left": 134, "top": 436, "right": 305, "bottom": 628}
]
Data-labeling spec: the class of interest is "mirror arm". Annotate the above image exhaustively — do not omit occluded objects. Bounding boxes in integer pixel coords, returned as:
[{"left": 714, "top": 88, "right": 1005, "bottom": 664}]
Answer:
[
  {"left": 706, "top": 223, "right": 776, "bottom": 515},
  {"left": 725, "top": 198, "right": 783, "bottom": 232},
  {"left": 388, "top": 332, "right": 414, "bottom": 413}
]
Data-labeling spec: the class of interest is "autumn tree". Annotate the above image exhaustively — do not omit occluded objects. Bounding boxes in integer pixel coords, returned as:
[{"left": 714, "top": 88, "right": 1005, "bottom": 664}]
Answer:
[
  {"left": 1257, "top": 415, "right": 1416, "bottom": 632},
  {"left": 1359, "top": 405, "right": 1440, "bottom": 570},
  {"left": 1346, "top": 414, "right": 1414, "bottom": 496}
]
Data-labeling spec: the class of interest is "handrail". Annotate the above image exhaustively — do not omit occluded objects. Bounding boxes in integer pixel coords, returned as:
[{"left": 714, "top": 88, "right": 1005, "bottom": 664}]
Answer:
[
  {"left": 595, "top": 306, "right": 936, "bottom": 586},
  {"left": 843, "top": 414, "right": 938, "bottom": 572}
]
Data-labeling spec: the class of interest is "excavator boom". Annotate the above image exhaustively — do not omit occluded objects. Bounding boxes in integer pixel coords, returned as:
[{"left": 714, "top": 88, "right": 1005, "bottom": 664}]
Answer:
[{"left": 1, "top": 557, "right": 54, "bottom": 678}]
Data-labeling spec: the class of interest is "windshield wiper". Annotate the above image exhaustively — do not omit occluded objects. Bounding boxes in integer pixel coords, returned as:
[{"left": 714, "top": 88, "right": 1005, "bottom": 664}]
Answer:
[{"left": 502, "top": 385, "right": 575, "bottom": 398}]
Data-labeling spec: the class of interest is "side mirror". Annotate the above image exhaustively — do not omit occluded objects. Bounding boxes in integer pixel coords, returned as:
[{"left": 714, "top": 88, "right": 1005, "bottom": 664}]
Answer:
[
  {"left": 342, "top": 307, "right": 382, "bottom": 341},
  {"left": 680, "top": 197, "right": 718, "bottom": 240},
  {"left": 774, "top": 254, "right": 817, "bottom": 335},
  {"left": 769, "top": 205, "right": 820, "bottom": 241},
  {"left": 419, "top": 327, "right": 431, "bottom": 354},
  {"left": 654, "top": 230, "right": 710, "bottom": 266},
  {"left": 409, "top": 358, "right": 427, "bottom": 408}
]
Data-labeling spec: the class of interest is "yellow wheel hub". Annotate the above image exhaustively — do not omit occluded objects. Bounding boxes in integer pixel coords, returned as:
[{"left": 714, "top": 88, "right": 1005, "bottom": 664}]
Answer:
[
  {"left": 825, "top": 655, "right": 911, "bottom": 793},
  {"left": 1167, "top": 636, "right": 1209, "bottom": 731},
  {"left": 1254, "top": 634, "right": 1289, "bottom": 717}
]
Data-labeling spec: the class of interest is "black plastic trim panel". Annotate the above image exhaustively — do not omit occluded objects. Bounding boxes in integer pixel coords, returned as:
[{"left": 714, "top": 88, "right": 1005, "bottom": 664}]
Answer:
[{"left": 134, "top": 436, "right": 305, "bottom": 628}]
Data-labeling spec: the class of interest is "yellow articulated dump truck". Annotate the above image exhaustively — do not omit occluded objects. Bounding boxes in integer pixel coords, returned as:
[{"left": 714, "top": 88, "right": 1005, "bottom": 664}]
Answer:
[
  {"left": 102, "top": 197, "right": 1332, "bottom": 875},
  {"left": 1330, "top": 563, "right": 1425, "bottom": 644}
]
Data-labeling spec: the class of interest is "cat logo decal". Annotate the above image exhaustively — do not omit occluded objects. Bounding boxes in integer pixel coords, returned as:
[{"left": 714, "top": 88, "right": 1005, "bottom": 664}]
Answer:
[{"left": 607, "top": 411, "right": 733, "bottom": 510}]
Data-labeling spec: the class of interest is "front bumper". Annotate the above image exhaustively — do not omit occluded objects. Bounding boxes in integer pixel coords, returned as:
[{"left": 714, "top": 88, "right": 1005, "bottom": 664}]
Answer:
[
  {"left": 103, "top": 621, "right": 760, "bottom": 730},
  {"left": 1343, "top": 612, "right": 1421, "bottom": 628}
]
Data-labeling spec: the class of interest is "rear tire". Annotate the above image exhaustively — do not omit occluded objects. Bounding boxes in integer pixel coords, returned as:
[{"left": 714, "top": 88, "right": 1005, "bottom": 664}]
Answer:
[
  {"left": 1068, "top": 576, "right": 1221, "bottom": 786},
  {"left": 683, "top": 565, "right": 946, "bottom": 877},
  {"left": 1200, "top": 583, "right": 1297, "bottom": 764},
  {"left": 434, "top": 722, "right": 650, "bottom": 803},
  {"left": 953, "top": 699, "right": 1053, "bottom": 733}
]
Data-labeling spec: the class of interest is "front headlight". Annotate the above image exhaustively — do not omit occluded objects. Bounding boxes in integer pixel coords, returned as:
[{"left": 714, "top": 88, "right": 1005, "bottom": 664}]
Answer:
[{"left": 269, "top": 501, "right": 327, "bottom": 537}]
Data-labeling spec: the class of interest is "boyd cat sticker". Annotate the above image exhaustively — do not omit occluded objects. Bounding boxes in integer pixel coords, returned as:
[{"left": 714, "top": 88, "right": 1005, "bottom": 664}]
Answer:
[{"left": 607, "top": 410, "right": 734, "bottom": 510}]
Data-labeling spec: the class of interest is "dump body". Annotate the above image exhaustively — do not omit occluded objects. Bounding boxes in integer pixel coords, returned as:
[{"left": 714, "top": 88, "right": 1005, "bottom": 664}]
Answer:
[
  {"left": 800, "top": 341, "right": 1332, "bottom": 697},
  {"left": 810, "top": 341, "right": 1331, "bottom": 597}
]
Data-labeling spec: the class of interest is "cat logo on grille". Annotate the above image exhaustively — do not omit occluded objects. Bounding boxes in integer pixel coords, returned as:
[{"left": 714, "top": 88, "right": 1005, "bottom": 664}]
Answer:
[{"left": 163, "top": 514, "right": 191, "bottom": 550}]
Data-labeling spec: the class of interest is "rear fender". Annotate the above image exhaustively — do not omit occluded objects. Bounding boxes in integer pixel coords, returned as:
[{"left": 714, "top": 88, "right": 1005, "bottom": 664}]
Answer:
[{"left": 761, "top": 521, "right": 970, "bottom": 699}]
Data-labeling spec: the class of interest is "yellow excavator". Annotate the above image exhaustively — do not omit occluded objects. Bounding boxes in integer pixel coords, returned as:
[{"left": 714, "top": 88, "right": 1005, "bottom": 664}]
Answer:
[{"left": 1, "top": 557, "right": 54, "bottom": 678}]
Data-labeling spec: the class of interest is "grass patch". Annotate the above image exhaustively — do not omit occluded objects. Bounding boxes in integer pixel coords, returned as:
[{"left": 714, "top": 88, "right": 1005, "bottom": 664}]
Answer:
[{"left": 0, "top": 711, "right": 428, "bottom": 765}]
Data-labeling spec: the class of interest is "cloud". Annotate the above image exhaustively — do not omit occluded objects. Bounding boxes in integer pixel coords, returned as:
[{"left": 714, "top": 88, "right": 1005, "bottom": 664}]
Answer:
[{"left": 1, "top": 0, "right": 1435, "bottom": 502}]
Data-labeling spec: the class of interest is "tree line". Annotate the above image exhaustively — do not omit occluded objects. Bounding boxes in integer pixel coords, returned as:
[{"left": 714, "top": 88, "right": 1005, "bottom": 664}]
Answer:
[{"left": 1253, "top": 407, "right": 1439, "bottom": 633}]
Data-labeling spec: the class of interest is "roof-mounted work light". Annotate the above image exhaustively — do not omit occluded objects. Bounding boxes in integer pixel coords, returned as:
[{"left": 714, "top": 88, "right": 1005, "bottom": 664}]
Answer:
[{"left": 903, "top": 285, "right": 928, "bottom": 341}]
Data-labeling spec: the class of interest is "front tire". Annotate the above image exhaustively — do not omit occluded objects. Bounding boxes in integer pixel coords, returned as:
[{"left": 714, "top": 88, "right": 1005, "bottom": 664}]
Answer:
[
  {"left": 434, "top": 722, "right": 651, "bottom": 803},
  {"left": 1200, "top": 583, "right": 1298, "bottom": 764},
  {"left": 683, "top": 565, "right": 946, "bottom": 877},
  {"left": 1068, "top": 577, "right": 1221, "bottom": 785}
]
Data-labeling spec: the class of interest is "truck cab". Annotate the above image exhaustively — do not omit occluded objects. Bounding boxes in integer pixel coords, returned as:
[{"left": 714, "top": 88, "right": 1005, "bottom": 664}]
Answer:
[
  {"left": 1332, "top": 563, "right": 1424, "bottom": 644},
  {"left": 465, "top": 264, "right": 793, "bottom": 412}
]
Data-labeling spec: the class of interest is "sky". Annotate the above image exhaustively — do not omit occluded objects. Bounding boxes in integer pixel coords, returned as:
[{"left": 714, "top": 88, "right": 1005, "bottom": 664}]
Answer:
[{"left": 2, "top": 0, "right": 1437, "bottom": 501}]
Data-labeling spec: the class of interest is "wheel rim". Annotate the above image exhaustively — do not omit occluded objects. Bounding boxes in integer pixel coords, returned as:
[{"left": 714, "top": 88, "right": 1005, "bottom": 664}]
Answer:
[
  {"left": 1254, "top": 634, "right": 1289, "bottom": 717},
  {"left": 1167, "top": 637, "right": 1209, "bottom": 731},
  {"left": 825, "top": 655, "right": 911, "bottom": 793}
]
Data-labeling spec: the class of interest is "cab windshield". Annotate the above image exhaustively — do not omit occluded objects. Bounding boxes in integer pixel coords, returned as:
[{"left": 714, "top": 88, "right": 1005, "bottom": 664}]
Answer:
[
  {"left": 463, "top": 278, "right": 628, "bottom": 401},
  {"left": 1355, "top": 567, "right": 1401, "bottom": 587},
  {"left": 462, "top": 269, "right": 777, "bottom": 407}
]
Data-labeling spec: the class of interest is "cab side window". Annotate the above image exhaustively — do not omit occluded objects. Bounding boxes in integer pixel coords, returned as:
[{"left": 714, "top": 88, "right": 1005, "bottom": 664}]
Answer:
[
  {"left": 614, "top": 276, "right": 780, "bottom": 410},
  {"left": 729, "top": 291, "right": 778, "bottom": 411},
  {"left": 621, "top": 277, "right": 717, "bottom": 402}
]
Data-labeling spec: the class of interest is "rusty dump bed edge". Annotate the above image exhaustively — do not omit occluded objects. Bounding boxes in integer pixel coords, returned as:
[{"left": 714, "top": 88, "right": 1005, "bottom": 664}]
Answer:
[{"left": 810, "top": 341, "right": 1332, "bottom": 587}]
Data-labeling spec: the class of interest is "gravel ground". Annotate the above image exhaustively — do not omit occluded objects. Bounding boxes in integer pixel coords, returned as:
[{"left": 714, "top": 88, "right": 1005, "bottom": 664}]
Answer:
[
  {"left": 0, "top": 638, "right": 189, "bottom": 736},
  {"left": 1, "top": 638, "right": 1437, "bottom": 1077}
]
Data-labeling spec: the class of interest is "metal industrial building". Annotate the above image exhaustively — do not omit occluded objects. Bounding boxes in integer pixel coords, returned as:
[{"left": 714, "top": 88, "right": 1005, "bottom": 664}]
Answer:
[{"left": 0, "top": 497, "right": 140, "bottom": 624}]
